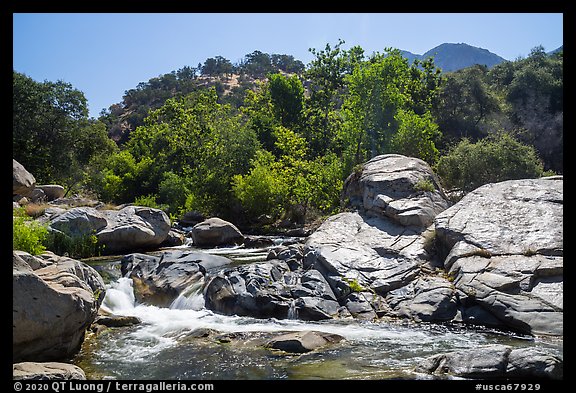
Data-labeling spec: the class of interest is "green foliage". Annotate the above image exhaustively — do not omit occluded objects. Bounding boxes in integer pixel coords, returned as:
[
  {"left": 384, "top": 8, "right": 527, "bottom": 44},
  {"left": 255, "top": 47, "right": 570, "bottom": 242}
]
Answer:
[
  {"left": 268, "top": 73, "right": 304, "bottom": 128},
  {"left": 96, "top": 88, "right": 259, "bottom": 218},
  {"left": 134, "top": 194, "right": 161, "bottom": 209},
  {"left": 13, "top": 71, "right": 117, "bottom": 189},
  {"left": 344, "top": 277, "right": 365, "bottom": 293},
  {"left": 434, "top": 47, "right": 563, "bottom": 172},
  {"left": 232, "top": 130, "right": 344, "bottom": 222},
  {"left": 232, "top": 150, "right": 286, "bottom": 219},
  {"left": 389, "top": 109, "right": 441, "bottom": 164},
  {"left": 44, "top": 231, "right": 104, "bottom": 259},
  {"left": 435, "top": 132, "right": 544, "bottom": 192},
  {"left": 13, "top": 216, "right": 48, "bottom": 255},
  {"left": 16, "top": 42, "right": 561, "bottom": 231},
  {"left": 413, "top": 179, "right": 436, "bottom": 193},
  {"left": 342, "top": 49, "right": 443, "bottom": 165},
  {"left": 157, "top": 172, "right": 189, "bottom": 215},
  {"left": 433, "top": 65, "right": 503, "bottom": 145}
]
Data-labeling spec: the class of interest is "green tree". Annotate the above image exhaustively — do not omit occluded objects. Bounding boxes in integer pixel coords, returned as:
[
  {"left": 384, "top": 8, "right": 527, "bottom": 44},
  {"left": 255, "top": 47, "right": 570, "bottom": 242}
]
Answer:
[
  {"left": 390, "top": 109, "right": 441, "bottom": 164},
  {"left": 433, "top": 65, "right": 504, "bottom": 144},
  {"left": 342, "top": 49, "right": 443, "bottom": 166},
  {"left": 268, "top": 73, "right": 304, "bottom": 128},
  {"left": 13, "top": 71, "right": 117, "bottom": 191},
  {"left": 98, "top": 88, "right": 259, "bottom": 218},
  {"left": 302, "top": 39, "right": 359, "bottom": 157}
]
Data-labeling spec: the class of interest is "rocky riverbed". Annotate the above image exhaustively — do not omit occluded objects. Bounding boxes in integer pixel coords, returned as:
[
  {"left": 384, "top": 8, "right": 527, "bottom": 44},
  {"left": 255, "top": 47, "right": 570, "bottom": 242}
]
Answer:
[{"left": 12, "top": 155, "right": 563, "bottom": 380}]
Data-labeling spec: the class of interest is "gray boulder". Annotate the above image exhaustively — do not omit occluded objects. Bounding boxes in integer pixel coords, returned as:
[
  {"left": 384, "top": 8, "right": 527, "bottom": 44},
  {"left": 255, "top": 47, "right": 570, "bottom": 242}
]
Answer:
[
  {"left": 385, "top": 276, "right": 457, "bottom": 322},
  {"left": 191, "top": 217, "right": 244, "bottom": 248},
  {"left": 416, "top": 344, "right": 562, "bottom": 380},
  {"left": 305, "top": 212, "right": 425, "bottom": 300},
  {"left": 343, "top": 154, "right": 450, "bottom": 227},
  {"left": 121, "top": 250, "right": 232, "bottom": 307},
  {"left": 434, "top": 177, "right": 563, "bottom": 335},
  {"left": 13, "top": 159, "right": 36, "bottom": 197},
  {"left": 264, "top": 330, "right": 344, "bottom": 353},
  {"left": 13, "top": 362, "right": 86, "bottom": 380},
  {"left": 48, "top": 205, "right": 171, "bottom": 254},
  {"left": 36, "top": 184, "right": 65, "bottom": 201},
  {"left": 303, "top": 156, "right": 453, "bottom": 323},
  {"left": 13, "top": 252, "right": 105, "bottom": 362},
  {"left": 49, "top": 207, "right": 108, "bottom": 237},
  {"left": 97, "top": 206, "right": 171, "bottom": 254},
  {"left": 204, "top": 260, "right": 341, "bottom": 320}
]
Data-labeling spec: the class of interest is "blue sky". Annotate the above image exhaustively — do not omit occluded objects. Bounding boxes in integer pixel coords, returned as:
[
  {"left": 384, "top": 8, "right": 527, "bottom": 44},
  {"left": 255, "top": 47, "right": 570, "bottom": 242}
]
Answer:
[{"left": 13, "top": 13, "right": 563, "bottom": 118}]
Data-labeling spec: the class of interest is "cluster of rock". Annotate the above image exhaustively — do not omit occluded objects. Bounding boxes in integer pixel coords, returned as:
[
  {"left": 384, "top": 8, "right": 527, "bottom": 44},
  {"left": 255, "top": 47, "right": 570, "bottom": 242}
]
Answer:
[
  {"left": 13, "top": 159, "right": 65, "bottom": 205},
  {"left": 200, "top": 154, "right": 563, "bottom": 339},
  {"left": 13, "top": 159, "right": 254, "bottom": 255}
]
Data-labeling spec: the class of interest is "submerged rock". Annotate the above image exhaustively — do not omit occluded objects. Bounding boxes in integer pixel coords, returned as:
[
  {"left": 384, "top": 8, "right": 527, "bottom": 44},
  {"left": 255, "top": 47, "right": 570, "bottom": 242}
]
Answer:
[{"left": 264, "top": 330, "right": 344, "bottom": 353}]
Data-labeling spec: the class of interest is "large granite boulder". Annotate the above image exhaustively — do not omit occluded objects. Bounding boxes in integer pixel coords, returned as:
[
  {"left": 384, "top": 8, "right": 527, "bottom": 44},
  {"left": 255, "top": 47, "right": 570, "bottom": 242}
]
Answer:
[
  {"left": 13, "top": 252, "right": 105, "bottom": 362},
  {"left": 13, "top": 159, "right": 36, "bottom": 197},
  {"left": 13, "top": 362, "right": 86, "bottom": 380},
  {"left": 416, "top": 344, "right": 563, "bottom": 380},
  {"left": 343, "top": 154, "right": 450, "bottom": 227},
  {"left": 120, "top": 250, "right": 233, "bottom": 307},
  {"left": 434, "top": 177, "right": 563, "bottom": 335},
  {"left": 48, "top": 205, "right": 171, "bottom": 255},
  {"left": 49, "top": 207, "right": 108, "bottom": 236},
  {"left": 97, "top": 206, "right": 171, "bottom": 254},
  {"left": 305, "top": 212, "right": 426, "bottom": 300},
  {"left": 302, "top": 155, "right": 453, "bottom": 322},
  {"left": 190, "top": 217, "right": 244, "bottom": 248}
]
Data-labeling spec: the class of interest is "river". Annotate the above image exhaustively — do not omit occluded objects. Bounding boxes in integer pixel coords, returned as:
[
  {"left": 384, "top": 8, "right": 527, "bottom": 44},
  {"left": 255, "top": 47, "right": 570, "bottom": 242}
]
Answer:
[{"left": 74, "top": 241, "right": 563, "bottom": 380}]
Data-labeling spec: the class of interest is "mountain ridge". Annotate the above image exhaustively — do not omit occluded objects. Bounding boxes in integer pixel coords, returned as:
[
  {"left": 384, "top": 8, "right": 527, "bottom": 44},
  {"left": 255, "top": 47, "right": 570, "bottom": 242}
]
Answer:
[{"left": 400, "top": 42, "right": 506, "bottom": 72}]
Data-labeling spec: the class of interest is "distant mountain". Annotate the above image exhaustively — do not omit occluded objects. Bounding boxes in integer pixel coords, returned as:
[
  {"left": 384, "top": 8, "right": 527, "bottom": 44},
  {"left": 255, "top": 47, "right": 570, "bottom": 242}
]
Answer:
[
  {"left": 548, "top": 45, "right": 563, "bottom": 55},
  {"left": 401, "top": 43, "right": 506, "bottom": 73},
  {"left": 399, "top": 50, "right": 421, "bottom": 63}
]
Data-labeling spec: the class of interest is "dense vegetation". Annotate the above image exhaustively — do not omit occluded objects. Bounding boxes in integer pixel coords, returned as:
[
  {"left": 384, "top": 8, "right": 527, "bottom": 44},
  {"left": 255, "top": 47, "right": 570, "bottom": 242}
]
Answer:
[{"left": 13, "top": 42, "right": 562, "bottom": 228}]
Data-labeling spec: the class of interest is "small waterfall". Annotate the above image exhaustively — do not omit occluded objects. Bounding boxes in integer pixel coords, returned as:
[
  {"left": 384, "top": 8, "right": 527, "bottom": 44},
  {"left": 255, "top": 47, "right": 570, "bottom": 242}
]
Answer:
[
  {"left": 287, "top": 299, "right": 299, "bottom": 320},
  {"left": 169, "top": 280, "right": 205, "bottom": 310},
  {"left": 101, "top": 277, "right": 136, "bottom": 313}
]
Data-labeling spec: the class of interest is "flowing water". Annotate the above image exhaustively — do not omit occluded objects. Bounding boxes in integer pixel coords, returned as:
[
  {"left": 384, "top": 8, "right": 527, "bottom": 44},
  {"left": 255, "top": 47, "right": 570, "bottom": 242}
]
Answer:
[{"left": 75, "top": 242, "right": 563, "bottom": 380}]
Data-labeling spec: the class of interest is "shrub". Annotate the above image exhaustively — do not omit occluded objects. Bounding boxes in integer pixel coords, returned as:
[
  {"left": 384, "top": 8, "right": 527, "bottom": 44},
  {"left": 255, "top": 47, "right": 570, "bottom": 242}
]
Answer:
[
  {"left": 134, "top": 194, "right": 161, "bottom": 209},
  {"left": 232, "top": 151, "right": 286, "bottom": 219},
  {"left": 390, "top": 109, "right": 441, "bottom": 165},
  {"left": 344, "top": 277, "right": 365, "bottom": 293},
  {"left": 413, "top": 179, "right": 436, "bottom": 193},
  {"left": 44, "top": 230, "right": 105, "bottom": 259},
  {"left": 13, "top": 216, "right": 48, "bottom": 255},
  {"left": 435, "top": 132, "right": 544, "bottom": 192}
]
